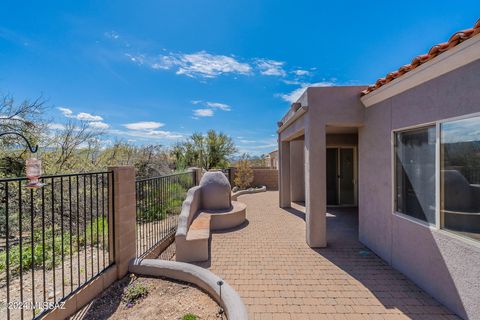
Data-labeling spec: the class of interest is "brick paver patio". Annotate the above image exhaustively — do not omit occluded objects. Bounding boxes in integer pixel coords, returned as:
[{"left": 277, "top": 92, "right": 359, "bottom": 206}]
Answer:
[{"left": 194, "top": 191, "right": 459, "bottom": 320}]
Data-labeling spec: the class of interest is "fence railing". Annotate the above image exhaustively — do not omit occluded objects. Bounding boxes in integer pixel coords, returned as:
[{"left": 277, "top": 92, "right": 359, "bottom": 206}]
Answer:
[
  {"left": 0, "top": 171, "right": 114, "bottom": 320},
  {"left": 135, "top": 171, "right": 196, "bottom": 258}
]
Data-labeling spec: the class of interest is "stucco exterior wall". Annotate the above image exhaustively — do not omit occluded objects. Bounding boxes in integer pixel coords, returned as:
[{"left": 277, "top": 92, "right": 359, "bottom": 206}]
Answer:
[
  {"left": 359, "top": 59, "right": 480, "bottom": 320},
  {"left": 231, "top": 168, "right": 278, "bottom": 190},
  {"left": 290, "top": 139, "right": 305, "bottom": 201},
  {"left": 326, "top": 134, "right": 358, "bottom": 146},
  {"left": 304, "top": 86, "right": 365, "bottom": 247}
]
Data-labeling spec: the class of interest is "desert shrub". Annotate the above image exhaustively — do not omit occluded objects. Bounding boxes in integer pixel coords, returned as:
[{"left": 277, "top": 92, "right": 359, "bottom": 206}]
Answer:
[
  {"left": 234, "top": 159, "right": 253, "bottom": 190},
  {"left": 0, "top": 227, "right": 71, "bottom": 275},
  {"left": 136, "top": 182, "right": 187, "bottom": 223},
  {"left": 78, "top": 216, "right": 109, "bottom": 247},
  {"left": 122, "top": 281, "right": 149, "bottom": 305},
  {"left": 0, "top": 217, "right": 108, "bottom": 275}
]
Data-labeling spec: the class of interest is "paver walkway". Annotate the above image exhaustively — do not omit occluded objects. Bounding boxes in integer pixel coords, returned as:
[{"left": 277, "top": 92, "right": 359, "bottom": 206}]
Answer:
[{"left": 194, "top": 191, "right": 459, "bottom": 320}]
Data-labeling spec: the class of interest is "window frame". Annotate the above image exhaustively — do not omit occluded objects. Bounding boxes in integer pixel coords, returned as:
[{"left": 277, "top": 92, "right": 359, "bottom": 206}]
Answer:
[
  {"left": 391, "top": 111, "right": 480, "bottom": 246},
  {"left": 392, "top": 123, "right": 437, "bottom": 227}
]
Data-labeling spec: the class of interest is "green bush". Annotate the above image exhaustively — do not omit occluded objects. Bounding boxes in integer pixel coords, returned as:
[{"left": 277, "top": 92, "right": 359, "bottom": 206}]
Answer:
[
  {"left": 0, "top": 226, "right": 70, "bottom": 275},
  {"left": 79, "top": 216, "right": 109, "bottom": 247},
  {"left": 136, "top": 182, "right": 188, "bottom": 223},
  {"left": 122, "top": 282, "right": 149, "bottom": 305},
  {"left": 0, "top": 217, "right": 108, "bottom": 275},
  {"left": 182, "top": 314, "right": 198, "bottom": 320}
]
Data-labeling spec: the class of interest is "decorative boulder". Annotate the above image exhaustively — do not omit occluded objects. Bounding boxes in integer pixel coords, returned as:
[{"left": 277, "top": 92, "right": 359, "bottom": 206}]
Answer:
[{"left": 199, "top": 171, "right": 232, "bottom": 210}]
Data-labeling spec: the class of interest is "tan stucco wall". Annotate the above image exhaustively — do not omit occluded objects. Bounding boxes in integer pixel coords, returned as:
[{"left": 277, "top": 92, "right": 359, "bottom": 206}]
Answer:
[
  {"left": 359, "top": 59, "right": 480, "bottom": 320},
  {"left": 290, "top": 139, "right": 305, "bottom": 202},
  {"left": 326, "top": 133, "right": 357, "bottom": 146},
  {"left": 278, "top": 86, "right": 366, "bottom": 247},
  {"left": 231, "top": 168, "right": 278, "bottom": 190},
  {"left": 279, "top": 65, "right": 480, "bottom": 318}
]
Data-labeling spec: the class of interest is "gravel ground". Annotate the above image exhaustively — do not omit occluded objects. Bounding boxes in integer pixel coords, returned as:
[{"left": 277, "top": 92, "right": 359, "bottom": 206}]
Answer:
[
  {"left": 71, "top": 275, "right": 224, "bottom": 320},
  {"left": 0, "top": 246, "right": 109, "bottom": 320}
]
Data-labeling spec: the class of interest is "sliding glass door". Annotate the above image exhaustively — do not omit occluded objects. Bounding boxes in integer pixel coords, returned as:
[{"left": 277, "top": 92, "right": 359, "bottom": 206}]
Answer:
[{"left": 326, "top": 147, "right": 357, "bottom": 206}]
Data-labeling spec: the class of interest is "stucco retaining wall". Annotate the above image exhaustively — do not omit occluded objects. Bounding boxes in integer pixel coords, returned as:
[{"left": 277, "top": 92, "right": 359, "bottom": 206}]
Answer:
[
  {"left": 129, "top": 259, "right": 248, "bottom": 320},
  {"left": 231, "top": 167, "right": 278, "bottom": 190}
]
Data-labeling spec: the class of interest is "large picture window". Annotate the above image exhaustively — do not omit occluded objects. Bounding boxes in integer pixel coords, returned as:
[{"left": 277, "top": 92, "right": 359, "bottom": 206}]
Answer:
[
  {"left": 395, "top": 126, "right": 436, "bottom": 224},
  {"left": 441, "top": 116, "right": 480, "bottom": 241}
]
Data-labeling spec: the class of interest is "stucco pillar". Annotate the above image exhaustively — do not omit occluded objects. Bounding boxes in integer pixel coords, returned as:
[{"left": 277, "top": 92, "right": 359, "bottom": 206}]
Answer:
[
  {"left": 304, "top": 124, "right": 327, "bottom": 247},
  {"left": 279, "top": 140, "right": 291, "bottom": 207},
  {"left": 189, "top": 167, "right": 203, "bottom": 185},
  {"left": 290, "top": 139, "right": 305, "bottom": 202},
  {"left": 108, "top": 166, "right": 137, "bottom": 279}
]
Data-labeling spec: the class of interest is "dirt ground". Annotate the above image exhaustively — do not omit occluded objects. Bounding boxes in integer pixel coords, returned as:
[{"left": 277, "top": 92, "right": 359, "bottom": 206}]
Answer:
[{"left": 71, "top": 274, "right": 224, "bottom": 320}]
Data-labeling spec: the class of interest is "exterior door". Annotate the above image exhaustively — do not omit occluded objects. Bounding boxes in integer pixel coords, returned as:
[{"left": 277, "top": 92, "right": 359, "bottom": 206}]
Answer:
[
  {"left": 339, "top": 148, "right": 355, "bottom": 205},
  {"left": 326, "top": 147, "right": 357, "bottom": 206},
  {"left": 326, "top": 148, "right": 338, "bottom": 205}
]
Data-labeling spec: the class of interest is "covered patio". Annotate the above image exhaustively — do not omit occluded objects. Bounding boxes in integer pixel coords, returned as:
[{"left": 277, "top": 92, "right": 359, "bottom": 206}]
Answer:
[{"left": 193, "top": 191, "right": 458, "bottom": 320}]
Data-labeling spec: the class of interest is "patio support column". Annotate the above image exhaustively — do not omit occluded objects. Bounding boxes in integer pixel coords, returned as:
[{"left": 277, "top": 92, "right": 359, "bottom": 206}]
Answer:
[
  {"left": 108, "top": 166, "right": 137, "bottom": 279},
  {"left": 305, "top": 123, "right": 327, "bottom": 247},
  {"left": 290, "top": 139, "right": 305, "bottom": 202},
  {"left": 279, "top": 140, "right": 291, "bottom": 207}
]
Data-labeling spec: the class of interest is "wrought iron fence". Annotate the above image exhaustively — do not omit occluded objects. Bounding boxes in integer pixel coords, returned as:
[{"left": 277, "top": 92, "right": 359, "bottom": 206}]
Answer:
[
  {"left": 0, "top": 171, "right": 114, "bottom": 320},
  {"left": 135, "top": 171, "right": 196, "bottom": 258}
]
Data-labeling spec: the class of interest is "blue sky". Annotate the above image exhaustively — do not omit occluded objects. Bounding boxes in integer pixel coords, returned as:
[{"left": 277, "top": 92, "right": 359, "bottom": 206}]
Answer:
[{"left": 1, "top": 1, "right": 479, "bottom": 155}]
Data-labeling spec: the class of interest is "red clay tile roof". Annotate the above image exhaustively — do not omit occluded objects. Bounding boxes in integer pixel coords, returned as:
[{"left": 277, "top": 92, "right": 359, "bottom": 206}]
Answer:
[{"left": 361, "top": 19, "right": 480, "bottom": 96}]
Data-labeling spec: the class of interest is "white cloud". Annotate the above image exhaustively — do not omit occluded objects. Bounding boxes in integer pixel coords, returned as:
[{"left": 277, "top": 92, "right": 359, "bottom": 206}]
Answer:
[
  {"left": 88, "top": 121, "right": 110, "bottom": 129},
  {"left": 123, "top": 121, "right": 164, "bottom": 130},
  {"left": 190, "top": 101, "right": 232, "bottom": 113},
  {"left": 205, "top": 102, "right": 231, "bottom": 111},
  {"left": 144, "top": 130, "right": 183, "bottom": 139},
  {"left": 104, "top": 31, "right": 119, "bottom": 39},
  {"left": 193, "top": 109, "right": 214, "bottom": 117},
  {"left": 108, "top": 129, "right": 182, "bottom": 140},
  {"left": 57, "top": 107, "right": 103, "bottom": 122},
  {"left": 235, "top": 137, "right": 277, "bottom": 155},
  {"left": 255, "top": 59, "right": 286, "bottom": 76},
  {"left": 239, "top": 139, "right": 256, "bottom": 144},
  {"left": 176, "top": 52, "right": 252, "bottom": 78},
  {"left": 76, "top": 112, "right": 103, "bottom": 121},
  {"left": 58, "top": 107, "right": 73, "bottom": 117},
  {"left": 282, "top": 79, "right": 303, "bottom": 85},
  {"left": 128, "top": 51, "right": 252, "bottom": 78},
  {"left": 48, "top": 123, "right": 66, "bottom": 130},
  {"left": 278, "top": 81, "right": 335, "bottom": 103},
  {"left": 292, "top": 69, "right": 310, "bottom": 76},
  {"left": 126, "top": 49, "right": 316, "bottom": 83}
]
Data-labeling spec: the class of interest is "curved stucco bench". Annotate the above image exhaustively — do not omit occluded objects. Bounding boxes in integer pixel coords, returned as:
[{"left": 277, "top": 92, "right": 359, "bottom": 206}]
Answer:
[
  {"left": 199, "top": 201, "right": 246, "bottom": 231},
  {"left": 129, "top": 259, "right": 248, "bottom": 320},
  {"left": 176, "top": 186, "right": 210, "bottom": 262},
  {"left": 176, "top": 173, "right": 247, "bottom": 263}
]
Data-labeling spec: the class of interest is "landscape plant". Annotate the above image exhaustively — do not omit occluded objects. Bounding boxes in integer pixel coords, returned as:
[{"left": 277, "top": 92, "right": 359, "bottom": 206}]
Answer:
[
  {"left": 122, "top": 281, "right": 149, "bottom": 306},
  {"left": 0, "top": 217, "right": 108, "bottom": 275},
  {"left": 182, "top": 314, "right": 198, "bottom": 320},
  {"left": 172, "top": 130, "right": 236, "bottom": 170},
  {"left": 234, "top": 157, "right": 254, "bottom": 190}
]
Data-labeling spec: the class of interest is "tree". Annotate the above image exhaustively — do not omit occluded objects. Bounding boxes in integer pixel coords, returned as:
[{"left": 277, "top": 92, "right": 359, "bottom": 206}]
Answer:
[
  {"left": 172, "top": 130, "right": 236, "bottom": 170},
  {"left": 0, "top": 93, "right": 177, "bottom": 178},
  {"left": 43, "top": 120, "right": 104, "bottom": 173},
  {"left": 0, "top": 94, "right": 47, "bottom": 177}
]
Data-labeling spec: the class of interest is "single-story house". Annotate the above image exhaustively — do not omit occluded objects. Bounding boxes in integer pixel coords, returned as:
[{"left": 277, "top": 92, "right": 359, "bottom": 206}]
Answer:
[
  {"left": 277, "top": 19, "right": 480, "bottom": 319},
  {"left": 268, "top": 150, "right": 278, "bottom": 169}
]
